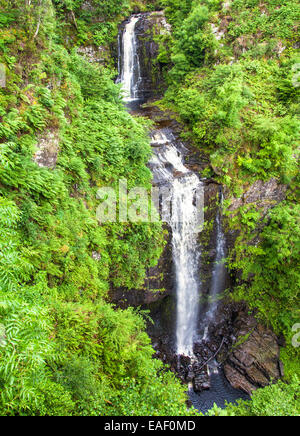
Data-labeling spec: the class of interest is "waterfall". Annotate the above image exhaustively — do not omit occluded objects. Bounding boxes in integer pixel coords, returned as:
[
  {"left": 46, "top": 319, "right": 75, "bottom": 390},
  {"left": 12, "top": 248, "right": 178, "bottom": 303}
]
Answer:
[
  {"left": 204, "top": 189, "right": 227, "bottom": 333},
  {"left": 117, "top": 14, "right": 249, "bottom": 411},
  {"left": 119, "top": 17, "right": 204, "bottom": 357},
  {"left": 119, "top": 15, "right": 141, "bottom": 102},
  {"left": 150, "top": 130, "right": 203, "bottom": 356}
]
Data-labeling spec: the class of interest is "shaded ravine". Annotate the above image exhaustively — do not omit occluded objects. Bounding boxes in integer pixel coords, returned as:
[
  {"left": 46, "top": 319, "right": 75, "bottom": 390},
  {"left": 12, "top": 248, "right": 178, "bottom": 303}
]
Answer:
[
  {"left": 117, "top": 13, "right": 249, "bottom": 412},
  {"left": 202, "top": 188, "right": 227, "bottom": 341}
]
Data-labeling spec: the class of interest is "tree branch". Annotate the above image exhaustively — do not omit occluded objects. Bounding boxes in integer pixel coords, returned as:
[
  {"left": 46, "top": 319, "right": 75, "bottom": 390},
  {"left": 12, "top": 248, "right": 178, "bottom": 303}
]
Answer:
[{"left": 33, "top": 17, "right": 41, "bottom": 39}]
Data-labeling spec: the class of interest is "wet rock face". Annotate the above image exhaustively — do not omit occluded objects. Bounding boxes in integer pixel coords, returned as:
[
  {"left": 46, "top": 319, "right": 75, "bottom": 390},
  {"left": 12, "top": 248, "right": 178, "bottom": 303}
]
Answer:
[
  {"left": 227, "top": 178, "right": 287, "bottom": 214},
  {"left": 198, "top": 183, "right": 220, "bottom": 306},
  {"left": 222, "top": 308, "right": 282, "bottom": 395}
]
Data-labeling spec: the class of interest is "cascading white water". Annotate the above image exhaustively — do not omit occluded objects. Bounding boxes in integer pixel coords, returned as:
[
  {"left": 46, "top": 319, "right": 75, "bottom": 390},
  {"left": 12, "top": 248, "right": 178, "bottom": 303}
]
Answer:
[
  {"left": 150, "top": 130, "right": 202, "bottom": 356},
  {"left": 119, "top": 15, "right": 141, "bottom": 102},
  {"left": 172, "top": 177, "right": 202, "bottom": 356}
]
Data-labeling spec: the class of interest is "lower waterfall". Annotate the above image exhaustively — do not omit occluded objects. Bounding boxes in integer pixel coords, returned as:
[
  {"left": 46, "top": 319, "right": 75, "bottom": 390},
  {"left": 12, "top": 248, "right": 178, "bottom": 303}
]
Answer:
[{"left": 149, "top": 130, "right": 203, "bottom": 356}]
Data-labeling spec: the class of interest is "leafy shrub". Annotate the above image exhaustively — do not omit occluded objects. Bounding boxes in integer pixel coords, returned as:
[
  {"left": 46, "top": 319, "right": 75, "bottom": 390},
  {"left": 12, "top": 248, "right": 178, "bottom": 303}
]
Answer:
[{"left": 209, "top": 376, "right": 300, "bottom": 416}]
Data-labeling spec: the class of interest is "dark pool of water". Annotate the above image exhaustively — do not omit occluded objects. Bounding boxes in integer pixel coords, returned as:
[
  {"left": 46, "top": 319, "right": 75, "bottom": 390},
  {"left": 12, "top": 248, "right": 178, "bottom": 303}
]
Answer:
[
  {"left": 125, "top": 99, "right": 148, "bottom": 112},
  {"left": 189, "top": 369, "right": 250, "bottom": 415}
]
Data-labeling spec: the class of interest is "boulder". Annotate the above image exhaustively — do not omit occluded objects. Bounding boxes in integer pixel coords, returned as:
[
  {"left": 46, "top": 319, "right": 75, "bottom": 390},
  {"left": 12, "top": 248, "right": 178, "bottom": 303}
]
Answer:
[
  {"left": 224, "top": 313, "right": 281, "bottom": 395},
  {"left": 34, "top": 131, "right": 59, "bottom": 168},
  {"left": 227, "top": 178, "right": 287, "bottom": 215},
  {"left": 193, "top": 372, "right": 211, "bottom": 392}
]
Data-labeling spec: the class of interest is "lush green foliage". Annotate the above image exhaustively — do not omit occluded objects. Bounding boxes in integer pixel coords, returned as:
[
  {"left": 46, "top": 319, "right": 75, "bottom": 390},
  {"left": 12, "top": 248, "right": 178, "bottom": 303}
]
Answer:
[{"left": 208, "top": 376, "right": 300, "bottom": 416}]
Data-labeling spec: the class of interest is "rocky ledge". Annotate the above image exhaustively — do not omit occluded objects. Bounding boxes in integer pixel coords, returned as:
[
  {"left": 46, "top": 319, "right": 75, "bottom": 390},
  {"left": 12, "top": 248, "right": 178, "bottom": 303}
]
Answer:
[{"left": 223, "top": 310, "right": 282, "bottom": 395}]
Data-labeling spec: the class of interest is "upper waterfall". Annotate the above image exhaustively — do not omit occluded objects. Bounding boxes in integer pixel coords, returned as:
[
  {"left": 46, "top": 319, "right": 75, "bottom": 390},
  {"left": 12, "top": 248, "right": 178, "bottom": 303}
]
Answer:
[
  {"left": 118, "top": 15, "right": 142, "bottom": 102},
  {"left": 118, "top": 14, "right": 204, "bottom": 356}
]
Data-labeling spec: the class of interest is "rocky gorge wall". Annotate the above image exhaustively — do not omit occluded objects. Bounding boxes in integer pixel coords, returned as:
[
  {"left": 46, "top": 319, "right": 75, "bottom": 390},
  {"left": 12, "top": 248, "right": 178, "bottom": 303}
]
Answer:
[{"left": 109, "top": 11, "right": 285, "bottom": 397}]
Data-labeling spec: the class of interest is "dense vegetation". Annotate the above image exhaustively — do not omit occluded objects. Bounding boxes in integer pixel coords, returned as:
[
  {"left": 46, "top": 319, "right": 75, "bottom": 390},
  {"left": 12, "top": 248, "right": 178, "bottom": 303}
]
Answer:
[
  {"left": 0, "top": 0, "right": 198, "bottom": 416},
  {"left": 0, "top": 0, "right": 299, "bottom": 417}
]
